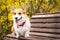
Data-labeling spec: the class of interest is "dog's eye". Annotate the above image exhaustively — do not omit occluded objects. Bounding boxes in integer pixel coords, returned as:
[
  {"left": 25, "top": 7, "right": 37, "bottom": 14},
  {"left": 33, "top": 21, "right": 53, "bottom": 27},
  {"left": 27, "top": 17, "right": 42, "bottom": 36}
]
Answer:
[
  {"left": 18, "top": 13, "right": 21, "bottom": 15},
  {"left": 13, "top": 13, "right": 16, "bottom": 15}
]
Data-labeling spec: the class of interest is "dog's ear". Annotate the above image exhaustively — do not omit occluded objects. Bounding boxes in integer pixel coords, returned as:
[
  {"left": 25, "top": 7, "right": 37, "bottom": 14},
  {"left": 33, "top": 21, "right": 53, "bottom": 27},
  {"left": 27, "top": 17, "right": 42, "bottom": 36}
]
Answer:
[
  {"left": 22, "top": 4, "right": 26, "bottom": 10},
  {"left": 11, "top": 4, "right": 15, "bottom": 11},
  {"left": 22, "top": 4, "right": 26, "bottom": 13}
]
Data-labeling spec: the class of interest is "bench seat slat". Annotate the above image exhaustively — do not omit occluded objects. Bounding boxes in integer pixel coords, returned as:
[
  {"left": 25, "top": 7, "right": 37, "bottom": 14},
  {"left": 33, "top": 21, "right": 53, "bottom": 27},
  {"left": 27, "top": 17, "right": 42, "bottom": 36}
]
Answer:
[{"left": 30, "top": 32, "right": 60, "bottom": 38}]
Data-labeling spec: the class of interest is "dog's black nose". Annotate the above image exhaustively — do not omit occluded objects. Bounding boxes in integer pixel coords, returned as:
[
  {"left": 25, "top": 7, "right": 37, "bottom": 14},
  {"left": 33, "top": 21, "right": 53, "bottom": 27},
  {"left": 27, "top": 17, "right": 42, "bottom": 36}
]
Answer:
[{"left": 15, "top": 17, "right": 18, "bottom": 20}]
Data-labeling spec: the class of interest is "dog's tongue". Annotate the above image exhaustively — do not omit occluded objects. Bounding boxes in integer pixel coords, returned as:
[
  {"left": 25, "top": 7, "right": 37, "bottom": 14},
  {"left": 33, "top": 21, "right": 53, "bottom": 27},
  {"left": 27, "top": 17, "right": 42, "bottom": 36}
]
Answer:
[{"left": 16, "top": 20, "right": 18, "bottom": 23}]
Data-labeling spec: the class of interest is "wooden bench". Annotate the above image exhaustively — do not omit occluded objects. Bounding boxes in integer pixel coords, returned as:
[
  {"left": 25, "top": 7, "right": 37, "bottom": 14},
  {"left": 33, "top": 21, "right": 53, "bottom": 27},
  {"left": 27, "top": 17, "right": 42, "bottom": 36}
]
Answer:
[{"left": 4, "top": 13, "right": 60, "bottom": 40}]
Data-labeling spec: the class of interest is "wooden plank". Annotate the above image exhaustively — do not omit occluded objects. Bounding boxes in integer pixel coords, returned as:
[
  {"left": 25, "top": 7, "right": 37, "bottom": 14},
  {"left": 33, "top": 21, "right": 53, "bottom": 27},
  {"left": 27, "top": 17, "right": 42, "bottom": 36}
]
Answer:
[
  {"left": 31, "top": 18, "right": 60, "bottom": 23},
  {"left": 4, "top": 34, "right": 32, "bottom": 40},
  {"left": 31, "top": 23, "right": 60, "bottom": 28},
  {"left": 31, "top": 28, "right": 60, "bottom": 34},
  {"left": 30, "top": 32, "right": 60, "bottom": 38},
  {"left": 4, "top": 37, "right": 18, "bottom": 40},
  {"left": 35, "top": 12, "right": 60, "bottom": 15},
  {"left": 32, "top": 13, "right": 60, "bottom": 19},
  {"left": 4, "top": 34, "right": 60, "bottom": 40},
  {"left": 5, "top": 34, "right": 30, "bottom": 39},
  {"left": 30, "top": 35, "right": 60, "bottom": 40}
]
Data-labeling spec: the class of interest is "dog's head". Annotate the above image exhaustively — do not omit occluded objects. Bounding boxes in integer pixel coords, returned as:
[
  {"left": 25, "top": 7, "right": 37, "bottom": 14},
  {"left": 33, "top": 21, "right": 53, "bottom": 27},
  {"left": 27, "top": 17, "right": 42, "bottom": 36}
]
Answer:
[
  {"left": 11, "top": 5, "right": 26, "bottom": 21},
  {"left": 12, "top": 9, "right": 25, "bottom": 20}
]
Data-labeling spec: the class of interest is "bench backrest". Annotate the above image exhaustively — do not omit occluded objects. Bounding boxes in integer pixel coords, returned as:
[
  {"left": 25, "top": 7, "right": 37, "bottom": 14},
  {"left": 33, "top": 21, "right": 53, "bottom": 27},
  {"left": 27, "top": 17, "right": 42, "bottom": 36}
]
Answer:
[{"left": 30, "top": 13, "right": 60, "bottom": 39}]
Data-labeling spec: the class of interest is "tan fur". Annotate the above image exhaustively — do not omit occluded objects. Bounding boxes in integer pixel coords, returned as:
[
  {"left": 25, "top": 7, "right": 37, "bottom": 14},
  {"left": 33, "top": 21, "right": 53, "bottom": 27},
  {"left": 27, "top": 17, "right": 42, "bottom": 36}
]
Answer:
[{"left": 11, "top": 26, "right": 15, "bottom": 32}]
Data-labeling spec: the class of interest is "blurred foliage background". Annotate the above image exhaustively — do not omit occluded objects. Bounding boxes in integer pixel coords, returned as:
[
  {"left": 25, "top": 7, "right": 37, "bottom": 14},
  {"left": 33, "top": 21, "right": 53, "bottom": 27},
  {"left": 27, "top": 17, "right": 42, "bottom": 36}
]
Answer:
[{"left": 0, "top": 0, "right": 60, "bottom": 40}]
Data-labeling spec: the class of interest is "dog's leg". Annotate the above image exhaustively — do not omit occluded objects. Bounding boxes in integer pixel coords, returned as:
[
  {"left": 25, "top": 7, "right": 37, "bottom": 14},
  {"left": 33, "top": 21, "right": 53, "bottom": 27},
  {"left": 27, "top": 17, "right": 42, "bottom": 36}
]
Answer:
[
  {"left": 15, "top": 30, "right": 19, "bottom": 38},
  {"left": 24, "top": 30, "right": 30, "bottom": 38},
  {"left": 11, "top": 32, "right": 15, "bottom": 36}
]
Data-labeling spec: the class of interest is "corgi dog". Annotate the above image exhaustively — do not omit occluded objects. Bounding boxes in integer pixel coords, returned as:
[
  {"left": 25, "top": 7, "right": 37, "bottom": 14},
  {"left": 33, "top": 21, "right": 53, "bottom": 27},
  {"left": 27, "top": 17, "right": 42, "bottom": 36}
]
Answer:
[{"left": 11, "top": 5, "right": 31, "bottom": 38}]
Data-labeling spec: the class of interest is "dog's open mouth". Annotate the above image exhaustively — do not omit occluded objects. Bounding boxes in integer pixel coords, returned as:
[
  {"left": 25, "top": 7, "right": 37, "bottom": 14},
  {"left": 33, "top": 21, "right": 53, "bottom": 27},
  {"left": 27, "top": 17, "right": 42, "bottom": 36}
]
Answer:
[
  {"left": 16, "top": 20, "right": 18, "bottom": 23},
  {"left": 15, "top": 17, "right": 22, "bottom": 23}
]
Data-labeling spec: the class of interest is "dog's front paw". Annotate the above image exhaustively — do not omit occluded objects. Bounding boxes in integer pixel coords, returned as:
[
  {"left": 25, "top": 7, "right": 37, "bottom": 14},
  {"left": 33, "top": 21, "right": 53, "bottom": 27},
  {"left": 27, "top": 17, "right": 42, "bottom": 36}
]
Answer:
[
  {"left": 15, "top": 35, "right": 19, "bottom": 38},
  {"left": 11, "top": 32, "right": 15, "bottom": 36},
  {"left": 24, "top": 34, "right": 30, "bottom": 38}
]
